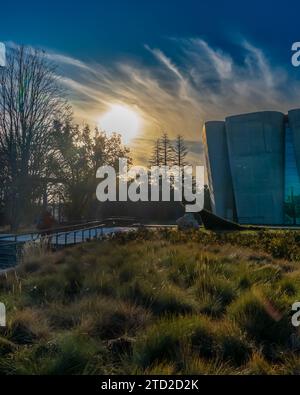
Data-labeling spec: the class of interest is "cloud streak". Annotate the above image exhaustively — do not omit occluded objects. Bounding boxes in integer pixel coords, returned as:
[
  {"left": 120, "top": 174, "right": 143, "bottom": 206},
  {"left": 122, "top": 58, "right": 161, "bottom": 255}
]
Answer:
[{"left": 44, "top": 38, "right": 300, "bottom": 165}]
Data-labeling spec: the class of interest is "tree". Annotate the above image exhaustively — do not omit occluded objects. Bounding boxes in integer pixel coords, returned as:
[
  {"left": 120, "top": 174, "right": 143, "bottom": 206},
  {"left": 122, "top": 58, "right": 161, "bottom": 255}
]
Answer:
[
  {"left": 51, "top": 122, "right": 132, "bottom": 221},
  {"left": 160, "top": 132, "right": 174, "bottom": 167},
  {"left": 173, "top": 135, "right": 189, "bottom": 169},
  {"left": 0, "top": 45, "right": 69, "bottom": 229},
  {"left": 149, "top": 138, "right": 162, "bottom": 167}
]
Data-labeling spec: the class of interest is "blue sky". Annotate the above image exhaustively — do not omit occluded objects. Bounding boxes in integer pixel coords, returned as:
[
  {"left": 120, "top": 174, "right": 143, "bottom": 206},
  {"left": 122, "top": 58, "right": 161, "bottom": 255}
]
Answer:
[
  {"left": 1, "top": 0, "right": 298, "bottom": 64},
  {"left": 2, "top": 0, "right": 300, "bottom": 164}
]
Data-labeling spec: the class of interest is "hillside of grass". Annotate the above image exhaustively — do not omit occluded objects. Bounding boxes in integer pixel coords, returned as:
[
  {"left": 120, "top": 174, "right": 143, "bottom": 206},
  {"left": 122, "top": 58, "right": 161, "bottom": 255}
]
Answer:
[{"left": 1, "top": 228, "right": 300, "bottom": 375}]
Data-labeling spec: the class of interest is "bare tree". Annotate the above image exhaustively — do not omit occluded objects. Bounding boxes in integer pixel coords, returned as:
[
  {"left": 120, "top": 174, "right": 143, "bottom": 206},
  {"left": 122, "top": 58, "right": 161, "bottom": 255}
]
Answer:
[{"left": 0, "top": 45, "right": 69, "bottom": 229}]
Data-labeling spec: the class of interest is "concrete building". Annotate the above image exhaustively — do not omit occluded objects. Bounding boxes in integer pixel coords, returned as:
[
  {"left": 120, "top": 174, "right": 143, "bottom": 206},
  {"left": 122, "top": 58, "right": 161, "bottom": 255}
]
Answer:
[
  {"left": 288, "top": 109, "right": 300, "bottom": 176},
  {"left": 203, "top": 121, "right": 236, "bottom": 221},
  {"left": 203, "top": 110, "right": 300, "bottom": 225}
]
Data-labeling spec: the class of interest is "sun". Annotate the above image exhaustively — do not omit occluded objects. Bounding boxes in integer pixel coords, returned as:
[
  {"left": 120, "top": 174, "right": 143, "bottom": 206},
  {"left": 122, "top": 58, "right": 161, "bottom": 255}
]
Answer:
[{"left": 99, "top": 104, "right": 141, "bottom": 144}]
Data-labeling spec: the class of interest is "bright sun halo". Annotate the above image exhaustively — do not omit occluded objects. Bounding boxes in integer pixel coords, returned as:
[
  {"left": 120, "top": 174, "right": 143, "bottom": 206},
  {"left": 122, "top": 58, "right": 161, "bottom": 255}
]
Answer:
[{"left": 99, "top": 104, "right": 141, "bottom": 144}]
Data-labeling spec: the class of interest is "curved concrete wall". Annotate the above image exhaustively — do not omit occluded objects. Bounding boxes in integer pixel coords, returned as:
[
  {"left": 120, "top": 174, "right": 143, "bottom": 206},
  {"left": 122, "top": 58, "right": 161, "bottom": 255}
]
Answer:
[
  {"left": 288, "top": 109, "right": 300, "bottom": 178},
  {"left": 203, "top": 121, "right": 235, "bottom": 220},
  {"left": 225, "top": 111, "right": 285, "bottom": 225}
]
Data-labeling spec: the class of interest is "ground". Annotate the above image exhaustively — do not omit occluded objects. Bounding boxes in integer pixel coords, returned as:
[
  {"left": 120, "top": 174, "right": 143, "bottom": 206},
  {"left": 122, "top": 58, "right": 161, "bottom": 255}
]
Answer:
[{"left": 1, "top": 228, "right": 300, "bottom": 375}]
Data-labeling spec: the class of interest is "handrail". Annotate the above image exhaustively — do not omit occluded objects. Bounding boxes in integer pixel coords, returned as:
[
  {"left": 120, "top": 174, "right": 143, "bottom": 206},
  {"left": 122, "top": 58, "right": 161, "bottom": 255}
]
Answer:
[
  {"left": 50, "top": 223, "right": 108, "bottom": 247},
  {"left": 0, "top": 217, "right": 138, "bottom": 241},
  {"left": 0, "top": 220, "right": 105, "bottom": 241},
  {"left": 0, "top": 223, "right": 108, "bottom": 248},
  {"left": 0, "top": 223, "right": 171, "bottom": 251},
  {"left": 53, "top": 223, "right": 105, "bottom": 239}
]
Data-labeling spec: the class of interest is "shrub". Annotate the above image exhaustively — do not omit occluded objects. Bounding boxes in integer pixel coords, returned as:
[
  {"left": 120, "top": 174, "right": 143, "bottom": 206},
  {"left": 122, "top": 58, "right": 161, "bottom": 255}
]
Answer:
[
  {"left": 228, "top": 290, "right": 293, "bottom": 348},
  {"left": 180, "top": 355, "right": 237, "bottom": 375},
  {"left": 133, "top": 315, "right": 252, "bottom": 369},
  {"left": 46, "top": 302, "right": 83, "bottom": 330},
  {"left": 247, "top": 265, "right": 282, "bottom": 284},
  {"left": 44, "top": 334, "right": 100, "bottom": 375},
  {"left": 2, "top": 231, "right": 300, "bottom": 374},
  {"left": 24, "top": 273, "right": 67, "bottom": 305},
  {"left": 62, "top": 262, "right": 84, "bottom": 300},
  {"left": 275, "top": 354, "right": 300, "bottom": 375},
  {"left": 0, "top": 334, "right": 102, "bottom": 375},
  {"left": 196, "top": 276, "right": 236, "bottom": 312},
  {"left": 78, "top": 297, "right": 151, "bottom": 339},
  {"left": 0, "top": 336, "right": 17, "bottom": 356},
  {"left": 142, "top": 362, "right": 176, "bottom": 375},
  {"left": 197, "top": 293, "right": 224, "bottom": 318},
  {"left": 151, "top": 285, "right": 198, "bottom": 315},
  {"left": 83, "top": 271, "right": 118, "bottom": 297},
  {"left": 7, "top": 309, "right": 49, "bottom": 345},
  {"left": 278, "top": 278, "right": 298, "bottom": 297},
  {"left": 122, "top": 280, "right": 197, "bottom": 316},
  {"left": 245, "top": 352, "right": 275, "bottom": 375}
]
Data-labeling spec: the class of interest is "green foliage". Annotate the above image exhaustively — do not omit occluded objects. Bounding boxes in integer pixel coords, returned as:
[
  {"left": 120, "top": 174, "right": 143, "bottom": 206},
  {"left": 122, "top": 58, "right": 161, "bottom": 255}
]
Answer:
[
  {"left": 133, "top": 316, "right": 252, "bottom": 369},
  {"left": 228, "top": 290, "right": 293, "bottom": 350},
  {"left": 1, "top": 229, "right": 300, "bottom": 374},
  {"left": 51, "top": 122, "right": 132, "bottom": 221}
]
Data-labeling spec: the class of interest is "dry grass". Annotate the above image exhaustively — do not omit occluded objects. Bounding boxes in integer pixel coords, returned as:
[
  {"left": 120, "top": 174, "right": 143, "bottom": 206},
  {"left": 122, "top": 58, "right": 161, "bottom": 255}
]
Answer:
[{"left": 0, "top": 228, "right": 300, "bottom": 374}]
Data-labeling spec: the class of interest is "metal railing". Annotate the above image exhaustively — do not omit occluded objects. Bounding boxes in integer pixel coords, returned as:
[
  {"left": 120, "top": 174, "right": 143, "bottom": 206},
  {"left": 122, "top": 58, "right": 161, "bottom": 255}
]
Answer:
[
  {"left": 0, "top": 220, "right": 106, "bottom": 243},
  {"left": 0, "top": 217, "right": 140, "bottom": 268},
  {"left": 0, "top": 218, "right": 186, "bottom": 268},
  {"left": 0, "top": 222, "right": 106, "bottom": 268},
  {"left": 50, "top": 222, "right": 106, "bottom": 248}
]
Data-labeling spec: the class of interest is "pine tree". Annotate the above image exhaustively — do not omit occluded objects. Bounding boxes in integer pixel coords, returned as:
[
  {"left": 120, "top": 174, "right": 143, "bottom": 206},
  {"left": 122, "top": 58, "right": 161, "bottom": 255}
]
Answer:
[
  {"left": 173, "top": 135, "right": 189, "bottom": 169},
  {"left": 149, "top": 138, "right": 162, "bottom": 167},
  {"left": 160, "top": 132, "right": 174, "bottom": 167}
]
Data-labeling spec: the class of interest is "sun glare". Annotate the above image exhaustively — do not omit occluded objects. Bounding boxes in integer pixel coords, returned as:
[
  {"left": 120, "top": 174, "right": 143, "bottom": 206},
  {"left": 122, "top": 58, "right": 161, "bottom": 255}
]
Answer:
[{"left": 99, "top": 104, "right": 141, "bottom": 144}]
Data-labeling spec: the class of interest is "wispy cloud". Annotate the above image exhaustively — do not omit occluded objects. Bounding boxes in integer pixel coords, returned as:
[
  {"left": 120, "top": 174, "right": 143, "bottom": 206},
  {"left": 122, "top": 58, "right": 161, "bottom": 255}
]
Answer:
[
  {"left": 44, "top": 38, "right": 300, "bottom": 165},
  {"left": 145, "top": 44, "right": 185, "bottom": 81}
]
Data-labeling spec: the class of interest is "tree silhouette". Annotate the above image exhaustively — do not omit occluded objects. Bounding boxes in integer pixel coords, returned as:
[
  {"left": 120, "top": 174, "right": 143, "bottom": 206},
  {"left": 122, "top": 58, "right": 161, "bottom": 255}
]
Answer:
[
  {"left": 173, "top": 135, "right": 189, "bottom": 169},
  {"left": 149, "top": 138, "right": 162, "bottom": 167},
  {"left": 160, "top": 132, "right": 174, "bottom": 167},
  {"left": 0, "top": 45, "right": 69, "bottom": 229},
  {"left": 51, "top": 123, "right": 132, "bottom": 221}
]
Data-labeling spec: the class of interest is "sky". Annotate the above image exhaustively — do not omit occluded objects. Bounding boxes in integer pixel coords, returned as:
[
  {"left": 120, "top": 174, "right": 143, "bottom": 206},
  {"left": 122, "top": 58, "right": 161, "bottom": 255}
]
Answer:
[{"left": 1, "top": 0, "right": 300, "bottom": 165}]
